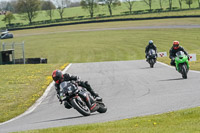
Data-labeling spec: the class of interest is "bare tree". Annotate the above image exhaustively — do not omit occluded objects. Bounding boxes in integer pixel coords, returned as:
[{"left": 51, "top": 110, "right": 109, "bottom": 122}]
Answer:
[
  {"left": 41, "top": 0, "right": 56, "bottom": 20},
  {"left": 186, "top": 0, "right": 193, "bottom": 8},
  {"left": 0, "top": 1, "right": 8, "bottom": 11},
  {"left": 104, "top": 0, "right": 121, "bottom": 16},
  {"left": 159, "top": 0, "right": 163, "bottom": 9},
  {"left": 55, "top": 0, "right": 70, "bottom": 20},
  {"left": 178, "top": 0, "right": 182, "bottom": 9},
  {"left": 168, "top": 0, "right": 172, "bottom": 10},
  {"left": 16, "top": 0, "right": 40, "bottom": 24},
  {"left": 0, "top": 1, "right": 17, "bottom": 13},
  {"left": 80, "top": 0, "right": 98, "bottom": 18},
  {"left": 5, "top": 2, "right": 14, "bottom": 12},
  {"left": 125, "top": 0, "right": 136, "bottom": 14},
  {"left": 143, "top": 0, "right": 152, "bottom": 10},
  {"left": 10, "top": 1, "right": 18, "bottom": 13}
]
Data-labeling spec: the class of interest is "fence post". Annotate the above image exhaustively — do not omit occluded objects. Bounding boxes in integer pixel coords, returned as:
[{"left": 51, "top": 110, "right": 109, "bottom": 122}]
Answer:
[
  {"left": 2, "top": 42, "right": 5, "bottom": 51},
  {"left": 12, "top": 42, "right": 15, "bottom": 64},
  {"left": 22, "top": 41, "right": 25, "bottom": 64}
]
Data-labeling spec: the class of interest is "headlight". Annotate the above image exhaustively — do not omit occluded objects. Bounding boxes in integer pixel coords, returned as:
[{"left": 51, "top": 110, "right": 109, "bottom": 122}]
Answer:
[
  {"left": 67, "top": 90, "right": 72, "bottom": 95},
  {"left": 60, "top": 93, "right": 66, "bottom": 100}
]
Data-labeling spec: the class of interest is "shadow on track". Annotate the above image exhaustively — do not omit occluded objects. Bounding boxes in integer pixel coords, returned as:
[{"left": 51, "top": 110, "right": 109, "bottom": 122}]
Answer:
[
  {"left": 140, "top": 67, "right": 152, "bottom": 69},
  {"left": 158, "top": 78, "right": 184, "bottom": 81},
  {"left": 34, "top": 114, "right": 98, "bottom": 124}
]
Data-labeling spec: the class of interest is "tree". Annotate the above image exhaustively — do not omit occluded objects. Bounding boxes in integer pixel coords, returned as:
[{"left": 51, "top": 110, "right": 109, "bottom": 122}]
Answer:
[
  {"left": 80, "top": 0, "right": 98, "bottom": 18},
  {"left": 143, "top": 0, "right": 152, "bottom": 10},
  {"left": 41, "top": 0, "right": 56, "bottom": 20},
  {"left": 16, "top": 0, "right": 40, "bottom": 24},
  {"left": 168, "top": 0, "right": 172, "bottom": 10},
  {"left": 178, "top": 0, "right": 182, "bottom": 9},
  {"left": 0, "top": 1, "right": 8, "bottom": 11},
  {"left": 2, "top": 11, "right": 16, "bottom": 25},
  {"left": 198, "top": 0, "right": 200, "bottom": 8},
  {"left": 10, "top": 1, "right": 18, "bottom": 13},
  {"left": 55, "top": 0, "right": 70, "bottom": 20},
  {"left": 159, "top": 0, "right": 163, "bottom": 9},
  {"left": 125, "top": 0, "right": 136, "bottom": 14},
  {"left": 5, "top": 2, "right": 14, "bottom": 12},
  {"left": 186, "top": 0, "right": 193, "bottom": 8},
  {"left": 104, "top": 0, "right": 121, "bottom": 16}
]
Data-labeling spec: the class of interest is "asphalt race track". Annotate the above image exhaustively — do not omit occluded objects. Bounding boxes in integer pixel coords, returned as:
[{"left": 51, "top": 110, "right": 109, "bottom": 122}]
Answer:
[{"left": 0, "top": 60, "right": 200, "bottom": 133}]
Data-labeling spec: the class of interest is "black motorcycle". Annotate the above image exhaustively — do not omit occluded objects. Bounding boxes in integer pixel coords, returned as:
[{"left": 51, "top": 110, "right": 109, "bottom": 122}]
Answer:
[
  {"left": 146, "top": 49, "right": 157, "bottom": 68},
  {"left": 59, "top": 81, "right": 107, "bottom": 116}
]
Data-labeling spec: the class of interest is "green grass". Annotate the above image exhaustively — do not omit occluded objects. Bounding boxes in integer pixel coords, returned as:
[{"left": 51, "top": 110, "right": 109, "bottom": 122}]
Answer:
[
  {"left": 2, "top": 19, "right": 200, "bottom": 64},
  {"left": 0, "top": 0, "right": 200, "bottom": 28},
  {"left": 3, "top": 9, "right": 200, "bottom": 31},
  {"left": 0, "top": 63, "right": 68, "bottom": 123},
  {"left": 15, "top": 107, "right": 200, "bottom": 133},
  {"left": 9, "top": 17, "right": 200, "bottom": 37}
]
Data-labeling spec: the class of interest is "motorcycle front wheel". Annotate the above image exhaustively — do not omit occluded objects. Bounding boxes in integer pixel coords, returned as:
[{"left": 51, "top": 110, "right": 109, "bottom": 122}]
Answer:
[
  {"left": 70, "top": 97, "right": 91, "bottom": 116},
  {"left": 181, "top": 64, "right": 188, "bottom": 79},
  {"left": 149, "top": 59, "right": 155, "bottom": 68}
]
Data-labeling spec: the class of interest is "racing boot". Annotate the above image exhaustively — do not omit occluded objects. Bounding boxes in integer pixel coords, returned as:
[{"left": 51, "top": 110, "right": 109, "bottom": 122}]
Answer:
[
  {"left": 64, "top": 101, "right": 72, "bottom": 109},
  {"left": 85, "top": 82, "right": 102, "bottom": 101}
]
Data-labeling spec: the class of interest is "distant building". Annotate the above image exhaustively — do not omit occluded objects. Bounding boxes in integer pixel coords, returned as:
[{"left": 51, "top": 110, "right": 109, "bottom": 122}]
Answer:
[
  {"left": 98, "top": 1, "right": 106, "bottom": 5},
  {"left": 0, "top": 11, "right": 7, "bottom": 15}
]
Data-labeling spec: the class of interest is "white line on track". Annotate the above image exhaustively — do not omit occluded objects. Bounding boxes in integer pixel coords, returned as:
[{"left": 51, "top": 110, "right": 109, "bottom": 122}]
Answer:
[{"left": 0, "top": 63, "right": 72, "bottom": 126}]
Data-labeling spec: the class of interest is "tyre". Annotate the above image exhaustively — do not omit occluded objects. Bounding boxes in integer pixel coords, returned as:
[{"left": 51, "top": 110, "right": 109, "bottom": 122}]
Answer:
[
  {"left": 70, "top": 97, "right": 91, "bottom": 116},
  {"left": 150, "top": 59, "right": 154, "bottom": 68},
  {"left": 97, "top": 103, "right": 107, "bottom": 113},
  {"left": 181, "top": 64, "right": 187, "bottom": 79},
  {"left": 10, "top": 34, "right": 13, "bottom": 38}
]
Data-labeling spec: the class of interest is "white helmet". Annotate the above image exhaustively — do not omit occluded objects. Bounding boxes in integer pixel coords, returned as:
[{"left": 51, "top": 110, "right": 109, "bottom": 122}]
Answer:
[{"left": 149, "top": 40, "right": 153, "bottom": 45}]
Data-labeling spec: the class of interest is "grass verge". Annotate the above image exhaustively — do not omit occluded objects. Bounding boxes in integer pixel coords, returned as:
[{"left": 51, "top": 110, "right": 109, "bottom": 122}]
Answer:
[
  {"left": 16, "top": 107, "right": 200, "bottom": 133},
  {"left": 0, "top": 63, "right": 68, "bottom": 123},
  {"left": 10, "top": 18, "right": 200, "bottom": 37}
]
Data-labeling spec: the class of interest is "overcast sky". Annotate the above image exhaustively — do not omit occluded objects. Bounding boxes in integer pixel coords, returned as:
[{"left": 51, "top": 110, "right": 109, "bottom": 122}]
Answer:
[{"left": 0, "top": 0, "right": 81, "bottom": 3}]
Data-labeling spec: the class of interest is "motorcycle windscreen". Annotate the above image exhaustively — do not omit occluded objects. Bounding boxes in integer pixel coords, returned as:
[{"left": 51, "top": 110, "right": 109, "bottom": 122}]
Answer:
[
  {"left": 148, "top": 49, "right": 156, "bottom": 55},
  {"left": 59, "top": 81, "right": 77, "bottom": 97},
  {"left": 176, "top": 51, "right": 185, "bottom": 57}
]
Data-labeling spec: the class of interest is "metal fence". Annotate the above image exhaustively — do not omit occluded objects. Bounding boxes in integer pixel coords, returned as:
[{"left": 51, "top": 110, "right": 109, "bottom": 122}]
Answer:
[{"left": 1, "top": 41, "right": 25, "bottom": 64}]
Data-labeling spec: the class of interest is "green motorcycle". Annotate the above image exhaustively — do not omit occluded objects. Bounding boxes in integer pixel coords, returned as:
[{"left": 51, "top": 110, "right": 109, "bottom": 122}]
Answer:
[{"left": 175, "top": 51, "right": 189, "bottom": 79}]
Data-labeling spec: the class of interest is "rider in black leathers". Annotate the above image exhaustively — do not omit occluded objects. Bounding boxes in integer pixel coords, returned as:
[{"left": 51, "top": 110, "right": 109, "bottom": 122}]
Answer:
[
  {"left": 52, "top": 70, "right": 101, "bottom": 109},
  {"left": 169, "top": 41, "right": 189, "bottom": 66},
  {"left": 145, "top": 40, "right": 157, "bottom": 61}
]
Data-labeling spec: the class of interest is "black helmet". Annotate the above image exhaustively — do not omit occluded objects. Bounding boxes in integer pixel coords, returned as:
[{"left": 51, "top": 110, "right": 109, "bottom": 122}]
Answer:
[
  {"left": 52, "top": 70, "right": 63, "bottom": 84},
  {"left": 149, "top": 40, "right": 153, "bottom": 45}
]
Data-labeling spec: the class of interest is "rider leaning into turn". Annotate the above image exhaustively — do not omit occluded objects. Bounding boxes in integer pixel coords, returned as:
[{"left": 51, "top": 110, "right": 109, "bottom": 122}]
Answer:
[
  {"left": 145, "top": 40, "right": 157, "bottom": 60},
  {"left": 169, "top": 41, "right": 189, "bottom": 66},
  {"left": 52, "top": 70, "right": 101, "bottom": 109}
]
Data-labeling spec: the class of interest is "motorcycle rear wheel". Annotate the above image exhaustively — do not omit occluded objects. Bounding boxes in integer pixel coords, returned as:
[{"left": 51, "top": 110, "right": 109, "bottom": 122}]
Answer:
[{"left": 97, "top": 103, "right": 107, "bottom": 113}]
